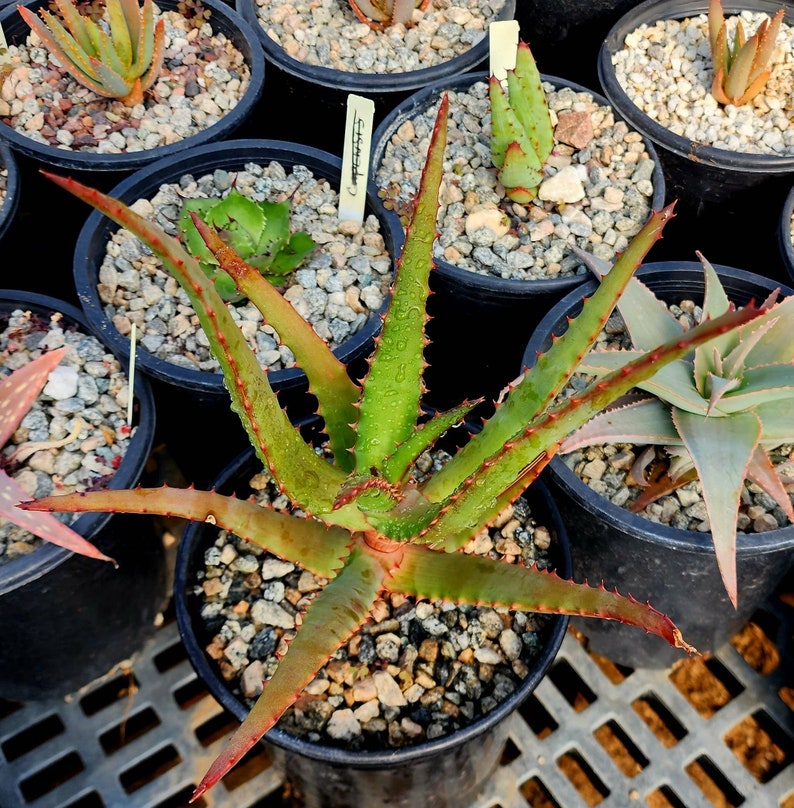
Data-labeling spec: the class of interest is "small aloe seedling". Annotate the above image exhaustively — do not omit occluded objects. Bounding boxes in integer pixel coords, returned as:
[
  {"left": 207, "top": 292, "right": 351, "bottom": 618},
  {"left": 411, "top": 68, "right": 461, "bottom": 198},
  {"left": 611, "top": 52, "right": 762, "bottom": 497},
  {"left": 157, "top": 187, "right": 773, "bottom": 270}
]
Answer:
[
  {"left": 489, "top": 39, "right": 554, "bottom": 204},
  {"left": 708, "top": 0, "right": 784, "bottom": 106},
  {"left": 1, "top": 347, "right": 115, "bottom": 564},
  {"left": 18, "top": 0, "right": 166, "bottom": 106},
  {"left": 26, "top": 96, "right": 768, "bottom": 799},
  {"left": 561, "top": 251, "right": 794, "bottom": 607},
  {"left": 347, "top": 0, "right": 429, "bottom": 30},
  {"left": 177, "top": 189, "right": 317, "bottom": 302}
]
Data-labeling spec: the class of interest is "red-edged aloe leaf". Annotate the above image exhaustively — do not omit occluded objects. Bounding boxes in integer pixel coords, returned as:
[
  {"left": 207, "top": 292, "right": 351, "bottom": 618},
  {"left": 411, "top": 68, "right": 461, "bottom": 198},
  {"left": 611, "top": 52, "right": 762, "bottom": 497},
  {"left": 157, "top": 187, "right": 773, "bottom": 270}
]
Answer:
[
  {"left": 0, "top": 346, "right": 113, "bottom": 562},
  {"left": 423, "top": 204, "right": 676, "bottom": 505},
  {"left": 497, "top": 143, "right": 544, "bottom": 203},
  {"left": 53, "top": 0, "right": 94, "bottom": 53},
  {"left": 673, "top": 408, "right": 762, "bottom": 608},
  {"left": 354, "top": 95, "right": 448, "bottom": 474},
  {"left": 20, "top": 486, "right": 352, "bottom": 578},
  {"left": 714, "top": 365, "right": 794, "bottom": 413},
  {"left": 384, "top": 544, "right": 696, "bottom": 655},
  {"left": 576, "top": 351, "right": 707, "bottom": 414},
  {"left": 89, "top": 58, "right": 136, "bottom": 100},
  {"left": 421, "top": 302, "right": 768, "bottom": 551},
  {"left": 1, "top": 471, "right": 113, "bottom": 562},
  {"left": 708, "top": 0, "right": 727, "bottom": 59},
  {"left": 629, "top": 466, "right": 700, "bottom": 512},
  {"left": 560, "top": 396, "right": 682, "bottom": 454},
  {"left": 190, "top": 213, "right": 359, "bottom": 472},
  {"left": 577, "top": 245, "right": 684, "bottom": 351},
  {"left": 191, "top": 537, "right": 394, "bottom": 802},
  {"left": 733, "top": 295, "right": 794, "bottom": 366},
  {"left": 381, "top": 401, "right": 479, "bottom": 484},
  {"left": 40, "top": 172, "right": 368, "bottom": 531},
  {"left": 0, "top": 347, "right": 69, "bottom": 446},
  {"left": 754, "top": 398, "right": 794, "bottom": 442},
  {"left": 748, "top": 444, "right": 794, "bottom": 521}
]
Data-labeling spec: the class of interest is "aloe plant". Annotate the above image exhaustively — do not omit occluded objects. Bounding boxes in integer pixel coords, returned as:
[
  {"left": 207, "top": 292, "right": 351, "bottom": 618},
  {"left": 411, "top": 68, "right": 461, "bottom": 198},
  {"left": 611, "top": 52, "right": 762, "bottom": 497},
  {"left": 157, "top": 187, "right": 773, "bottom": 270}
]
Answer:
[
  {"left": 177, "top": 189, "right": 316, "bottom": 302},
  {"left": 18, "top": 0, "right": 166, "bottom": 106},
  {"left": 560, "top": 251, "right": 794, "bottom": 608},
  {"left": 489, "top": 39, "right": 554, "bottom": 204},
  {"left": 22, "top": 96, "right": 769, "bottom": 799},
  {"left": 347, "top": 0, "right": 428, "bottom": 31},
  {"left": 1, "top": 346, "right": 114, "bottom": 564},
  {"left": 708, "top": 0, "right": 784, "bottom": 106}
]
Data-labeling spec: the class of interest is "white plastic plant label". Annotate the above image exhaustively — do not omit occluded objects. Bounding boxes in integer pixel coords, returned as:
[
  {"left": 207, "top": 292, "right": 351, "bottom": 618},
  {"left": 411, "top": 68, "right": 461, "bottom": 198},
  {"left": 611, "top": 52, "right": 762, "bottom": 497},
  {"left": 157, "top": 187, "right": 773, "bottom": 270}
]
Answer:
[
  {"left": 489, "top": 19, "right": 520, "bottom": 83},
  {"left": 339, "top": 94, "right": 375, "bottom": 225},
  {"left": 0, "top": 23, "right": 9, "bottom": 65}
]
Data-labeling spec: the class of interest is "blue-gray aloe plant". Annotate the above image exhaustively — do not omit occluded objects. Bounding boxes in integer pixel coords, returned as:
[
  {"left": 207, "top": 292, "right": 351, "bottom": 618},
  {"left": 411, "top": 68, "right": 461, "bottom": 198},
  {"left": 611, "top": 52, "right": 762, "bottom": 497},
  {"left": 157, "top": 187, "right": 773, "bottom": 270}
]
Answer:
[
  {"left": 21, "top": 97, "right": 767, "bottom": 799},
  {"left": 561, "top": 250, "right": 794, "bottom": 607}
]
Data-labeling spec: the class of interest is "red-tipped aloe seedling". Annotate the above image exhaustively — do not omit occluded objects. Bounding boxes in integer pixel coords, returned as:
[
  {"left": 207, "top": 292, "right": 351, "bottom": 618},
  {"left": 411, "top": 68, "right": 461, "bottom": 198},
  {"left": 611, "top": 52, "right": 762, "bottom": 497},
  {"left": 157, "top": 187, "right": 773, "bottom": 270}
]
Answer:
[
  {"left": 708, "top": 0, "right": 784, "bottom": 106},
  {"left": 18, "top": 0, "right": 166, "bottom": 106},
  {"left": 23, "top": 96, "right": 769, "bottom": 799}
]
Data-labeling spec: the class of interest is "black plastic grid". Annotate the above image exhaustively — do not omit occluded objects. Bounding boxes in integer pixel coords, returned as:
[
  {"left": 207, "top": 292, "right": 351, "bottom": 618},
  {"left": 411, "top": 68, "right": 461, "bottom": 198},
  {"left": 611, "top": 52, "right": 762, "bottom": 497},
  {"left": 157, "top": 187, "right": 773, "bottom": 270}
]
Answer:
[{"left": 1, "top": 587, "right": 792, "bottom": 808}]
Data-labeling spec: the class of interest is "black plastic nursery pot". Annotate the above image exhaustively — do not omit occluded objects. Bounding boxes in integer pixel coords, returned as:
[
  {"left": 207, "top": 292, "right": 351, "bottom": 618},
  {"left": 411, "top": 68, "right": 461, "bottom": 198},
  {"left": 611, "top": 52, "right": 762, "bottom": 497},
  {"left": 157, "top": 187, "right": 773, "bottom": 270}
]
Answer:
[
  {"left": 370, "top": 69, "right": 666, "bottom": 415},
  {"left": 523, "top": 263, "right": 794, "bottom": 669},
  {"left": 174, "top": 433, "right": 572, "bottom": 808},
  {"left": 234, "top": 0, "right": 516, "bottom": 153},
  {"left": 598, "top": 0, "right": 794, "bottom": 279},
  {"left": 515, "top": 0, "right": 644, "bottom": 90},
  {"left": 71, "top": 139, "right": 403, "bottom": 486},
  {"left": 778, "top": 184, "right": 794, "bottom": 286},
  {"left": 0, "top": 0, "right": 266, "bottom": 174},
  {"left": 0, "top": 291, "right": 164, "bottom": 702},
  {"left": 0, "top": 143, "right": 20, "bottom": 245}
]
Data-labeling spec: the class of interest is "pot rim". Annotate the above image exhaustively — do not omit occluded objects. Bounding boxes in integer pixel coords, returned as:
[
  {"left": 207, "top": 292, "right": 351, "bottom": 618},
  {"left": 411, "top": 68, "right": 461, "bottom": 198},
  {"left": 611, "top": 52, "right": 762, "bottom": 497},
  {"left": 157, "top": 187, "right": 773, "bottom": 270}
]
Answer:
[
  {"left": 597, "top": 0, "right": 794, "bottom": 174},
  {"left": 0, "top": 290, "right": 156, "bottom": 594},
  {"left": 526, "top": 261, "right": 794, "bottom": 556},
  {"left": 0, "top": 143, "right": 20, "bottom": 244},
  {"left": 174, "top": 442, "right": 571, "bottom": 768},
  {"left": 370, "top": 69, "right": 667, "bottom": 297},
  {"left": 0, "top": 0, "right": 266, "bottom": 172},
  {"left": 71, "top": 138, "right": 404, "bottom": 396},
  {"left": 778, "top": 185, "right": 794, "bottom": 285},
  {"left": 235, "top": 0, "right": 516, "bottom": 95}
]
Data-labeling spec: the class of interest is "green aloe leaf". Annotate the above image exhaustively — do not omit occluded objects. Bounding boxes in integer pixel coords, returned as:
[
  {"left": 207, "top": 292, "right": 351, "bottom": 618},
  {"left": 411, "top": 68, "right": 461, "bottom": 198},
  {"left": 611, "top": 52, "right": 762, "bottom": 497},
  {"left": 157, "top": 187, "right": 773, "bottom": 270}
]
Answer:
[
  {"left": 747, "top": 445, "right": 794, "bottom": 520},
  {"left": 507, "top": 41, "right": 553, "bottom": 162},
  {"left": 489, "top": 76, "right": 543, "bottom": 172},
  {"left": 423, "top": 205, "right": 676, "bottom": 505},
  {"left": 190, "top": 214, "right": 359, "bottom": 471},
  {"left": 22, "top": 486, "right": 352, "bottom": 578},
  {"left": 381, "top": 402, "right": 479, "bottom": 484},
  {"left": 354, "top": 94, "right": 449, "bottom": 475},
  {"left": 421, "top": 302, "right": 767, "bottom": 551},
  {"left": 191, "top": 538, "right": 390, "bottom": 802},
  {"left": 385, "top": 544, "right": 696, "bottom": 654},
  {"left": 40, "top": 172, "right": 367, "bottom": 529}
]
